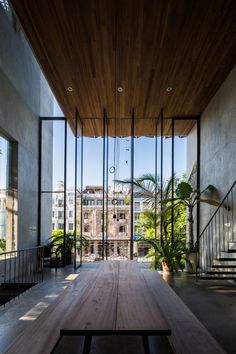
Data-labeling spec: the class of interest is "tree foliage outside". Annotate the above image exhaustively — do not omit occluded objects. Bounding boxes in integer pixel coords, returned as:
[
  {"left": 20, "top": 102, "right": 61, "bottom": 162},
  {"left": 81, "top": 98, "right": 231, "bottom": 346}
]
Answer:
[{"left": 117, "top": 173, "right": 188, "bottom": 271}]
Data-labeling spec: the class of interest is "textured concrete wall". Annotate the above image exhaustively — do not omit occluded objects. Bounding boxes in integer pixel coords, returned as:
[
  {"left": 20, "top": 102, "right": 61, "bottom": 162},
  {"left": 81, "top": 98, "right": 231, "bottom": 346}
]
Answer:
[
  {"left": 199, "top": 65, "right": 236, "bottom": 233},
  {"left": 0, "top": 7, "right": 53, "bottom": 248}
]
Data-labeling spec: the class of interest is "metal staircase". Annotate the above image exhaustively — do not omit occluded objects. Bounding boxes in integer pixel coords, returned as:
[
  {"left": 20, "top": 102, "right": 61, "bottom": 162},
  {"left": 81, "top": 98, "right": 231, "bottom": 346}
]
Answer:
[{"left": 198, "top": 180, "right": 236, "bottom": 280}]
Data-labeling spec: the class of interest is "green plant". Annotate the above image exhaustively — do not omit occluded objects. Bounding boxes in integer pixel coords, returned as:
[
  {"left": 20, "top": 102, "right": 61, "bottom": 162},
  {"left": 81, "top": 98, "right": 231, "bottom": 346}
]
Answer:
[
  {"left": 141, "top": 237, "right": 191, "bottom": 272},
  {"left": 48, "top": 230, "right": 87, "bottom": 263},
  {"left": 161, "top": 181, "right": 222, "bottom": 251},
  {"left": 0, "top": 238, "right": 6, "bottom": 252}
]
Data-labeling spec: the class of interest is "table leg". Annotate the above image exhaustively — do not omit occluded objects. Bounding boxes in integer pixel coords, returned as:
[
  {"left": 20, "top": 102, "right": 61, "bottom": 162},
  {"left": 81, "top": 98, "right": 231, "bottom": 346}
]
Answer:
[
  {"left": 83, "top": 335, "right": 92, "bottom": 354},
  {"left": 142, "top": 335, "right": 150, "bottom": 354}
]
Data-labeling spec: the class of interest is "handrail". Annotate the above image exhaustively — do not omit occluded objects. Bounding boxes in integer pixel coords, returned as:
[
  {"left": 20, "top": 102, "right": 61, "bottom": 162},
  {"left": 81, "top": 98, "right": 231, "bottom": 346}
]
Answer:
[
  {"left": 0, "top": 245, "right": 43, "bottom": 256},
  {"left": 199, "top": 179, "right": 236, "bottom": 239}
]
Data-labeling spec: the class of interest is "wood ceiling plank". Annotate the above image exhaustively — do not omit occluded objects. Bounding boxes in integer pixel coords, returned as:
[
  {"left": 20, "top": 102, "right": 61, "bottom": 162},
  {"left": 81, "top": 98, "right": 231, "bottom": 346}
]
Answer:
[{"left": 10, "top": 0, "right": 236, "bottom": 136}]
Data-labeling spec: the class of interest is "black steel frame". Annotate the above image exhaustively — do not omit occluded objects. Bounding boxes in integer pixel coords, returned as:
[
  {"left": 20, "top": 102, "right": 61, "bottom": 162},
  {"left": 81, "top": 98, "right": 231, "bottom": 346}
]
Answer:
[{"left": 39, "top": 113, "right": 200, "bottom": 266}]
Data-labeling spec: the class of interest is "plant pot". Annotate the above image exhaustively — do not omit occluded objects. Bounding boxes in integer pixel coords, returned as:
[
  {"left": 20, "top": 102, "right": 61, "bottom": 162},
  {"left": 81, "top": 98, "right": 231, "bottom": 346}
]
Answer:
[
  {"left": 65, "top": 251, "right": 72, "bottom": 265},
  {"left": 186, "top": 251, "right": 197, "bottom": 273},
  {"left": 162, "top": 261, "right": 173, "bottom": 274}
]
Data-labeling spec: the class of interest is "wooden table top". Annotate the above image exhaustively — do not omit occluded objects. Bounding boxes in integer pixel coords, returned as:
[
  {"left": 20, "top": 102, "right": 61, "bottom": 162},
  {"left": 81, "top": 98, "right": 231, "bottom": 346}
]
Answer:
[{"left": 61, "top": 261, "right": 171, "bottom": 336}]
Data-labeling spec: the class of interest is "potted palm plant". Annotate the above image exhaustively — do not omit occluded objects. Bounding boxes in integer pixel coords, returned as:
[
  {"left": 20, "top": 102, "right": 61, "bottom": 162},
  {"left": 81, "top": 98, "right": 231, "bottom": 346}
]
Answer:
[
  {"left": 161, "top": 180, "right": 222, "bottom": 272},
  {"left": 141, "top": 237, "right": 192, "bottom": 273}
]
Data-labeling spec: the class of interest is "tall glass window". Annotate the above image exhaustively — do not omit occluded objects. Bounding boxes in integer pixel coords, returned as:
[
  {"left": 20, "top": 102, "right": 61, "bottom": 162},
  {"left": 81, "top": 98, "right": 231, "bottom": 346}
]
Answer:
[{"left": 0, "top": 133, "right": 17, "bottom": 251}]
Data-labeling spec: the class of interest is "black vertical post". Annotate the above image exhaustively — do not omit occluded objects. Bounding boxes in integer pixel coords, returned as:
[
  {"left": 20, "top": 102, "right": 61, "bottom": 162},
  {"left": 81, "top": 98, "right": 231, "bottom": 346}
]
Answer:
[
  {"left": 106, "top": 118, "right": 109, "bottom": 260},
  {"left": 38, "top": 118, "right": 42, "bottom": 246},
  {"left": 63, "top": 120, "right": 67, "bottom": 266},
  {"left": 154, "top": 118, "right": 158, "bottom": 240},
  {"left": 102, "top": 109, "right": 106, "bottom": 260},
  {"left": 74, "top": 111, "right": 78, "bottom": 270},
  {"left": 130, "top": 109, "right": 135, "bottom": 260},
  {"left": 160, "top": 109, "right": 164, "bottom": 246},
  {"left": 171, "top": 119, "right": 175, "bottom": 244},
  {"left": 80, "top": 127, "right": 84, "bottom": 264}
]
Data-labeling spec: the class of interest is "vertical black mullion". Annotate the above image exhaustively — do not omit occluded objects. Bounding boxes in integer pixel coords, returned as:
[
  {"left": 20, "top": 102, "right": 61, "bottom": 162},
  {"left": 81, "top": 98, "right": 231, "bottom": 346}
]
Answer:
[
  {"left": 74, "top": 112, "right": 78, "bottom": 270},
  {"left": 160, "top": 109, "right": 163, "bottom": 246},
  {"left": 106, "top": 118, "right": 109, "bottom": 260},
  {"left": 130, "top": 109, "right": 135, "bottom": 260},
  {"left": 154, "top": 118, "right": 158, "bottom": 240},
  {"left": 102, "top": 109, "right": 106, "bottom": 260},
  {"left": 171, "top": 119, "right": 175, "bottom": 244},
  {"left": 63, "top": 120, "right": 67, "bottom": 266},
  {"left": 196, "top": 117, "right": 200, "bottom": 250},
  {"left": 80, "top": 127, "right": 84, "bottom": 264},
  {"left": 38, "top": 118, "right": 42, "bottom": 246}
]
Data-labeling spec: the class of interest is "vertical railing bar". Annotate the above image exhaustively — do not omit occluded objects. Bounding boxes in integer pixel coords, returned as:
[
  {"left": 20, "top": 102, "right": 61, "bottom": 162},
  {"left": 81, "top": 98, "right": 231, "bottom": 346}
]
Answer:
[{"left": 232, "top": 190, "right": 234, "bottom": 242}]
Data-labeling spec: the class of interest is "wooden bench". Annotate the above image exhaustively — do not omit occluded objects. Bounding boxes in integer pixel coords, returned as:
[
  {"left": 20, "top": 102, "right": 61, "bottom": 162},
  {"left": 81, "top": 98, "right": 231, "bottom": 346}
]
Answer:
[{"left": 5, "top": 261, "right": 225, "bottom": 354}]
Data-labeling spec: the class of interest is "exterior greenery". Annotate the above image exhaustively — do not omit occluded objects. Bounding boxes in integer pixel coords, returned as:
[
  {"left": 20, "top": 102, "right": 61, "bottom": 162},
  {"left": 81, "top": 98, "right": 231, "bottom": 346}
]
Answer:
[
  {"left": 117, "top": 174, "right": 188, "bottom": 271},
  {"left": 49, "top": 230, "right": 87, "bottom": 263}
]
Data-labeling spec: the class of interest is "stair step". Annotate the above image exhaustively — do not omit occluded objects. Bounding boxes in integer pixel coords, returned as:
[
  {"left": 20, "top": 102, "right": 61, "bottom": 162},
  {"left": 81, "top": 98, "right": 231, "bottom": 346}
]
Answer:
[
  {"left": 219, "top": 258, "right": 236, "bottom": 261},
  {"left": 228, "top": 249, "right": 236, "bottom": 253},
  {"left": 229, "top": 242, "right": 236, "bottom": 250},
  {"left": 211, "top": 264, "right": 236, "bottom": 269},
  {"left": 206, "top": 271, "right": 236, "bottom": 275},
  {"left": 220, "top": 251, "right": 236, "bottom": 258}
]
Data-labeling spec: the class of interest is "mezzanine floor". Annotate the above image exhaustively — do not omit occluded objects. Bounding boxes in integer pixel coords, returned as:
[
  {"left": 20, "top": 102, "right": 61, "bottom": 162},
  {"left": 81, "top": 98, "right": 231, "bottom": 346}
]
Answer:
[{"left": 0, "top": 263, "right": 235, "bottom": 354}]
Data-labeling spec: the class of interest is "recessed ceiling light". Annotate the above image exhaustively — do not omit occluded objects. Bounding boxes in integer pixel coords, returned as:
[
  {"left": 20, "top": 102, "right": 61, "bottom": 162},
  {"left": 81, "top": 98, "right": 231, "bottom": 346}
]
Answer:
[
  {"left": 117, "top": 87, "right": 123, "bottom": 93},
  {"left": 67, "top": 86, "right": 73, "bottom": 92},
  {"left": 166, "top": 87, "right": 173, "bottom": 92}
]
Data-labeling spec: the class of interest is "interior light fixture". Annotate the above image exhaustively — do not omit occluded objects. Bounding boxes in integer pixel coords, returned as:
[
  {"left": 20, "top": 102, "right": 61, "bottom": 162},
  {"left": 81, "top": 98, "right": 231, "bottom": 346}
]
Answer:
[
  {"left": 117, "top": 87, "right": 123, "bottom": 93},
  {"left": 67, "top": 86, "right": 73, "bottom": 92},
  {"left": 166, "top": 87, "right": 173, "bottom": 92}
]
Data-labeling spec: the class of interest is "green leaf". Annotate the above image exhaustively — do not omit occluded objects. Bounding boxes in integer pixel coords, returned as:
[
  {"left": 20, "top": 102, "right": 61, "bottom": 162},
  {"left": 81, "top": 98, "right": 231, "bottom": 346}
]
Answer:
[{"left": 176, "top": 182, "right": 193, "bottom": 199}]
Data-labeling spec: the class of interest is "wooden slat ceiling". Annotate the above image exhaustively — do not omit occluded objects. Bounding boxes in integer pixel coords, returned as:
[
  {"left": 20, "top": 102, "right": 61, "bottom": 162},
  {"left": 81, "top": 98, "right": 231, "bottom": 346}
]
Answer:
[{"left": 10, "top": 0, "right": 236, "bottom": 137}]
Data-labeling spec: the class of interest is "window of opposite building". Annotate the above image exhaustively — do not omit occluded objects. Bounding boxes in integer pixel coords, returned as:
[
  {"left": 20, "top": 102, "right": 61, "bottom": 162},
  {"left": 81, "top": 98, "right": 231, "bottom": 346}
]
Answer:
[
  {"left": 69, "top": 210, "right": 73, "bottom": 218},
  {"left": 97, "top": 200, "right": 102, "bottom": 205},
  {"left": 119, "top": 225, "right": 126, "bottom": 233},
  {"left": 84, "top": 225, "right": 90, "bottom": 232},
  {"left": 84, "top": 212, "right": 89, "bottom": 219},
  {"left": 119, "top": 212, "right": 125, "bottom": 219},
  {"left": 69, "top": 223, "right": 73, "bottom": 230},
  {"left": 58, "top": 223, "right": 64, "bottom": 230},
  {"left": 58, "top": 211, "right": 63, "bottom": 219},
  {"left": 58, "top": 200, "right": 64, "bottom": 207}
]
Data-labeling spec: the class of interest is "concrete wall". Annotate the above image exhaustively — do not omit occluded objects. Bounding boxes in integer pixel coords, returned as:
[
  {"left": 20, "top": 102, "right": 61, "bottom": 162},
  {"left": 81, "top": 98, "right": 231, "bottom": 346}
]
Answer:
[
  {"left": 199, "top": 65, "right": 236, "bottom": 233},
  {"left": 0, "top": 6, "right": 53, "bottom": 249}
]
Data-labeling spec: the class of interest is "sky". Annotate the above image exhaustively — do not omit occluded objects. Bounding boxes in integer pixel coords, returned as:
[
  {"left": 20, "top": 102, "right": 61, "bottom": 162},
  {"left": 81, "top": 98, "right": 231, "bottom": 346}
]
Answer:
[
  {"left": 49, "top": 101, "right": 187, "bottom": 190},
  {"left": 1, "top": 101, "right": 186, "bottom": 191},
  {"left": 0, "top": 135, "right": 9, "bottom": 190}
]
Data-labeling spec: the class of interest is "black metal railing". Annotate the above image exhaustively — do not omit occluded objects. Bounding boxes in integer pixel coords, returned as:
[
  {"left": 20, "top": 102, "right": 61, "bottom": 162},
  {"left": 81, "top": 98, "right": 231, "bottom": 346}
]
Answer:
[
  {"left": 198, "top": 180, "right": 236, "bottom": 278},
  {"left": 0, "top": 246, "right": 44, "bottom": 305}
]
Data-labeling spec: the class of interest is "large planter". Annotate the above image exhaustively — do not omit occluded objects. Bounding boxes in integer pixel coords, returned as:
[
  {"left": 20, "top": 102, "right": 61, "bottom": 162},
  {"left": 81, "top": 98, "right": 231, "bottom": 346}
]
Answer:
[
  {"left": 162, "top": 261, "right": 173, "bottom": 274},
  {"left": 186, "top": 251, "right": 197, "bottom": 273}
]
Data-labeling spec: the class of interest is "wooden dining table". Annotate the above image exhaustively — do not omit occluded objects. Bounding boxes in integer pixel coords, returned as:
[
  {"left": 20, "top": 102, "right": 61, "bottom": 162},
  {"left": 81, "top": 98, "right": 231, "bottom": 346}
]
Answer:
[
  {"left": 6, "top": 261, "right": 171, "bottom": 354},
  {"left": 60, "top": 261, "right": 171, "bottom": 354}
]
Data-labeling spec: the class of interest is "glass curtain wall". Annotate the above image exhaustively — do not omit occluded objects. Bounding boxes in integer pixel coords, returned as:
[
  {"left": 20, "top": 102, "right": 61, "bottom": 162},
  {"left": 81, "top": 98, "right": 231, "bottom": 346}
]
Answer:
[
  {"left": 39, "top": 114, "right": 199, "bottom": 266},
  {"left": 0, "top": 133, "right": 17, "bottom": 251},
  {"left": 40, "top": 119, "right": 67, "bottom": 266}
]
